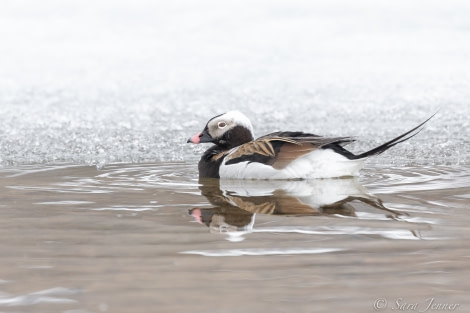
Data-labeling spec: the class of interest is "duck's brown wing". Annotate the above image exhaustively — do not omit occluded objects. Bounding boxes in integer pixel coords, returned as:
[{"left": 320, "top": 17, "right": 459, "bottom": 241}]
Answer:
[{"left": 224, "top": 131, "right": 354, "bottom": 170}]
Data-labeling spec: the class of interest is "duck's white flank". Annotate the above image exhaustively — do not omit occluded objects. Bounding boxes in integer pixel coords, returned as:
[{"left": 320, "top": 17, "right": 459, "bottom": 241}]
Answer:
[{"left": 219, "top": 148, "right": 366, "bottom": 179}]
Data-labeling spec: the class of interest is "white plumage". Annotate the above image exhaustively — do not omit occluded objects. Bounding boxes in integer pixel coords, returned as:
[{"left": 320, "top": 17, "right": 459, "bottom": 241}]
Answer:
[{"left": 219, "top": 148, "right": 365, "bottom": 179}]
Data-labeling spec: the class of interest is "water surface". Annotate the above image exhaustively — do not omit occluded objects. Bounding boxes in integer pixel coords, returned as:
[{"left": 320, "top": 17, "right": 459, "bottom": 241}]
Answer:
[{"left": 1, "top": 163, "right": 469, "bottom": 313}]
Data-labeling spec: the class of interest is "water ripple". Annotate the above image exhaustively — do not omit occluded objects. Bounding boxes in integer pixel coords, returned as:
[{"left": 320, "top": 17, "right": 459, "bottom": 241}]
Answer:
[
  {"left": 364, "top": 165, "right": 470, "bottom": 193},
  {"left": 0, "top": 287, "right": 80, "bottom": 307},
  {"left": 181, "top": 247, "right": 344, "bottom": 257}
]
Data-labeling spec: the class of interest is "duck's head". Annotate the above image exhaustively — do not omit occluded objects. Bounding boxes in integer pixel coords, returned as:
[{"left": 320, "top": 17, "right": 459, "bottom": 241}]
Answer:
[{"left": 187, "top": 111, "right": 255, "bottom": 149}]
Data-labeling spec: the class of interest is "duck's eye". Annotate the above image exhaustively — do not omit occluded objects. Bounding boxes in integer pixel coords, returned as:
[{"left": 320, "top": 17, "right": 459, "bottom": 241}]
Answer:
[{"left": 217, "top": 121, "right": 227, "bottom": 129}]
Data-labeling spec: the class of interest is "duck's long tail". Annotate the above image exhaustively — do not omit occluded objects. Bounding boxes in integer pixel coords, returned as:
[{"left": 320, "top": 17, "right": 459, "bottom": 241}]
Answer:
[{"left": 353, "top": 113, "right": 436, "bottom": 160}]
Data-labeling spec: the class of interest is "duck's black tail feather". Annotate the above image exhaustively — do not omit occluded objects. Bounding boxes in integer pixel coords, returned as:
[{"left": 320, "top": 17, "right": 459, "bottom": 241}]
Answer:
[{"left": 353, "top": 113, "right": 436, "bottom": 160}]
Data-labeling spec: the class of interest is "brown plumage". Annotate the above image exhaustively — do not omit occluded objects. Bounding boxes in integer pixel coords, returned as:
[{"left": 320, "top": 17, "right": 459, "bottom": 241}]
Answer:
[{"left": 223, "top": 132, "right": 355, "bottom": 170}]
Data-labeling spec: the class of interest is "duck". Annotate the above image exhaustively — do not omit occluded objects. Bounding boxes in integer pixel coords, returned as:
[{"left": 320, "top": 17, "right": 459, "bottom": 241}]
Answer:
[{"left": 187, "top": 111, "right": 434, "bottom": 179}]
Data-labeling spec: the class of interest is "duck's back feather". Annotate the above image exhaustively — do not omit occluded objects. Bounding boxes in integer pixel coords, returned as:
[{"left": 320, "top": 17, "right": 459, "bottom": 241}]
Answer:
[
  {"left": 223, "top": 131, "right": 354, "bottom": 166},
  {"left": 218, "top": 132, "right": 362, "bottom": 179}
]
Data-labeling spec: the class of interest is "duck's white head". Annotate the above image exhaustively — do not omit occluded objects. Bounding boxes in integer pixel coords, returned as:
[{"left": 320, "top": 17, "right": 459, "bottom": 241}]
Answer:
[{"left": 188, "top": 111, "right": 255, "bottom": 148}]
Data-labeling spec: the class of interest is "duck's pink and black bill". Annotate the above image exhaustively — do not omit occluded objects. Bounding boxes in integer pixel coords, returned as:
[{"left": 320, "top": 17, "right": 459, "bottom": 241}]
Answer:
[
  {"left": 188, "top": 132, "right": 202, "bottom": 144},
  {"left": 187, "top": 129, "right": 212, "bottom": 144}
]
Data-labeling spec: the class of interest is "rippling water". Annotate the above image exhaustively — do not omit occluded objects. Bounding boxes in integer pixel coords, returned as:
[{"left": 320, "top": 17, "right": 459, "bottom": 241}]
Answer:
[
  {"left": 1, "top": 0, "right": 470, "bottom": 312},
  {"left": 1, "top": 163, "right": 469, "bottom": 312}
]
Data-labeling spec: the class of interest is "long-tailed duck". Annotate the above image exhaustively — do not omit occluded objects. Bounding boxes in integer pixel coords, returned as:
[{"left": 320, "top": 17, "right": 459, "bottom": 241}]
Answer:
[{"left": 187, "top": 111, "right": 434, "bottom": 179}]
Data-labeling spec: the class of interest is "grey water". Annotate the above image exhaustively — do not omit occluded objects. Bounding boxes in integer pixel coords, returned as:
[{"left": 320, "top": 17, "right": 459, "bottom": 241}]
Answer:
[{"left": 1, "top": 1, "right": 470, "bottom": 312}]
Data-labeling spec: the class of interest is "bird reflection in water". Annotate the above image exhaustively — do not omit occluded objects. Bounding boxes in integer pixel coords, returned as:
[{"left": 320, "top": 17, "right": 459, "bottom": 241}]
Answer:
[{"left": 189, "top": 178, "right": 407, "bottom": 240}]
